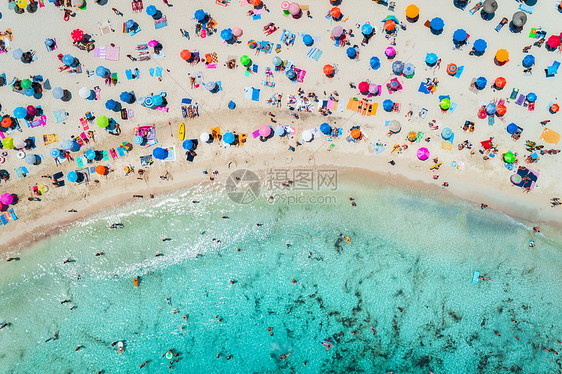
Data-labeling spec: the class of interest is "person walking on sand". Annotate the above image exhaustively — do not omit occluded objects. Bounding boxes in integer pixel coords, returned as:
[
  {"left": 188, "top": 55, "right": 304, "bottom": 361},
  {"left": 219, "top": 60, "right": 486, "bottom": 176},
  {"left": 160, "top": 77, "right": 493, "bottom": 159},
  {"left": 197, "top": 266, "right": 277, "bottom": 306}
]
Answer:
[{"left": 112, "top": 8, "right": 123, "bottom": 16}]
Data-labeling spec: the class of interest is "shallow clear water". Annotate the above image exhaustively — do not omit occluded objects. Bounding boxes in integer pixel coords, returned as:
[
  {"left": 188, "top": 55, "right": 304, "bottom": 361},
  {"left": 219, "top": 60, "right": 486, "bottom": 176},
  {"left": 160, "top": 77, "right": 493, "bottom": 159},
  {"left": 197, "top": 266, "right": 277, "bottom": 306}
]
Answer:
[{"left": 0, "top": 180, "right": 561, "bottom": 373}]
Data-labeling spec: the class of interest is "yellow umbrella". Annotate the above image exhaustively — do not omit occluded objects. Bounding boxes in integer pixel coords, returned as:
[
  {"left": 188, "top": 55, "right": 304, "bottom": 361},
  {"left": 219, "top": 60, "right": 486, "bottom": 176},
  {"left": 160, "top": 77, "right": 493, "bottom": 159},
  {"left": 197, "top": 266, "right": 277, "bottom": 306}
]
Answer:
[
  {"left": 495, "top": 49, "right": 509, "bottom": 63},
  {"left": 16, "top": 0, "right": 27, "bottom": 8},
  {"left": 3, "top": 137, "right": 14, "bottom": 149},
  {"left": 406, "top": 4, "right": 419, "bottom": 19}
]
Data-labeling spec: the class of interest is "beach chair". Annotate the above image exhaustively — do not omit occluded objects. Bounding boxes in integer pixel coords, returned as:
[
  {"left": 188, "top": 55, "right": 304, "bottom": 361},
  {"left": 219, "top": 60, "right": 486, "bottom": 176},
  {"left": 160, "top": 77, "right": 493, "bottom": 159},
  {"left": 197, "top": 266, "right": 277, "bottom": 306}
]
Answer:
[
  {"left": 545, "top": 61, "right": 560, "bottom": 77},
  {"left": 98, "top": 20, "right": 112, "bottom": 36},
  {"left": 495, "top": 17, "right": 508, "bottom": 32},
  {"left": 109, "top": 148, "right": 117, "bottom": 159}
]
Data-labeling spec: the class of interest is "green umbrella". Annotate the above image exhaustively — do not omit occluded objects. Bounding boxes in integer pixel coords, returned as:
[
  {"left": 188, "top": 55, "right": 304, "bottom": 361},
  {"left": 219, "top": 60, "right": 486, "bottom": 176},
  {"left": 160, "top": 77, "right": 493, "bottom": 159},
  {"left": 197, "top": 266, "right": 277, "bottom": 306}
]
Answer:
[
  {"left": 21, "top": 79, "right": 32, "bottom": 89},
  {"left": 3, "top": 137, "right": 14, "bottom": 149},
  {"left": 97, "top": 115, "right": 109, "bottom": 128},
  {"left": 504, "top": 152, "right": 515, "bottom": 163},
  {"left": 440, "top": 98, "right": 451, "bottom": 110},
  {"left": 240, "top": 55, "right": 251, "bottom": 66}
]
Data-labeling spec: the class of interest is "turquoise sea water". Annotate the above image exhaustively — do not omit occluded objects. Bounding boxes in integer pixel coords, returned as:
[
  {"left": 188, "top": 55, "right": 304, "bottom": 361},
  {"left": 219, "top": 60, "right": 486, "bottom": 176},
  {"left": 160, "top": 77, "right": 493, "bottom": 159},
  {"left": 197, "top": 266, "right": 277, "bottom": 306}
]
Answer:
[{"left": 0, "top": 179, "right": 561, "bottom": 373}]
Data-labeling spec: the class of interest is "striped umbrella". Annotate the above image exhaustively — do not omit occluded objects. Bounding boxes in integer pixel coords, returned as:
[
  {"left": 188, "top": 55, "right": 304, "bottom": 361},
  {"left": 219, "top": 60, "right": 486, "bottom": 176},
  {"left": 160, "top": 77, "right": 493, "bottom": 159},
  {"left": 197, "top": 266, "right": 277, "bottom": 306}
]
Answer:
[{"left": 389, "top": 120, "right": 401, "bottom": 133}]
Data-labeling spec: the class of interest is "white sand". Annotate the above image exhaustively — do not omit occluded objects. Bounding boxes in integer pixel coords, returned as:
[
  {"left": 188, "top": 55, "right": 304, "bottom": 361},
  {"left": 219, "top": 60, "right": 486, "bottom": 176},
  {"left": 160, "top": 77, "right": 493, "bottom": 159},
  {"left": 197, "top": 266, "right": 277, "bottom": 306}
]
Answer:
[{"left": 0, "top": 0, "right": 560, "bottom": 252}]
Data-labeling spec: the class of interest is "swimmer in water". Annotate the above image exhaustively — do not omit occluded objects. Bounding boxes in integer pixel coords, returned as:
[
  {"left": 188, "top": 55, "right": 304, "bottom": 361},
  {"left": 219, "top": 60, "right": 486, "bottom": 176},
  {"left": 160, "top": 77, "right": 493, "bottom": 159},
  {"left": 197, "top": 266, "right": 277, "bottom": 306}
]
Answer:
[
  {"left": 139, "top": 361, "right": 150, "bottom": 368},
  {"left": 95, "top": 252, "right": 104, "bottom": 256},
  {"left": 110, "top": 223, "right": 124, "bottom": 229},
  {"left": 155, "top": 253, "right": 164, "bottom": 257},
  {"left": 533, "top": 226, "right": 540, "bottom": 233},
  {"left": 222, "top": 216, "right": 229, "bottom": 219},
  {"left": 162, "top": 238, "right": 172, "bottom": 242},
  {"left": 63, "top": 258, "right": 73, "bottom": 264}
]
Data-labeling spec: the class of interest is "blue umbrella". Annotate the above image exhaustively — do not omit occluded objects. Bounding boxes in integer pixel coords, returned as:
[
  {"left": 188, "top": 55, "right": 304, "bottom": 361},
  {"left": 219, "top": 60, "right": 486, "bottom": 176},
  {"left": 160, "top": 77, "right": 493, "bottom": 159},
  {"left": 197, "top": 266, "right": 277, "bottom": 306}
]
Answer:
[
  {"left": 303, "top": 34, "right": 313, "bottom": 46},
  {"left": 346, "top": 47, "right": 357, "bottom": 59},
  {"left": 61, "top": 140, "right": 74, "bottom": 150},
  {"left": 220, "top": 28, "right": 233, "bottom": 41},
  {"left": 45, "top": 39, "right": 55, "bottom": 47},
  {"left": 392, "top": 60, "right": 404, "bottom": 74},
  {"left": 13, "top": 107, "right": 27, "bottom": 119},
  {"left": 50, "top": 148, "right": 61, "bottom": 158},
  {"left": 146, "top": 5, "right": 157, "bottom": 16},
  {"left": 425, "top": 53, "right": 438, "bottom": 65},
  {"left": 67, "top": 171, "right": 79, "bottom": 183},
  {"left": 134, "top": 135, "right": 144, "bottom": 145},
  {"left": 223, "top": 132, "right": 235, "bottom": 144},
  {"left": 143, "top": 96, "right": 154, "bottom": 108},
  {"left": 383, "top": 99, "right": 394, "bottom": 111},
  {"left": 286, "top": 69, "right": 296, "bottom": 80},
  {"left": 125, "top": 19, "right": 134, "bottom": 29},
  {"left": 403, "top": 63, "right": 415, "bottom": 77},
  {"left": 24, "top": 88, "right": 35, "bottom": 96},
  {"left": 152, "top": 147, "right": 168, "bottom": 160},
  {"left": 275, "top": 125, "right": 285, "bottom": 136},
  {"left": 441, "top": 127, "right": 453, "bottom": 139},
  {"left": 70, "top": 141, "right": 80, "bottom": 152},
  {"left": 62, "top": 54, "right": 74, "bottom": 66},
  {"left": 85, "top": 149, "right": 96, "bottom": 161},
  {"left": 473, "top": 39, "right": 487, "bottom": 53},
  {"left": 182, "top": 139, "right": 194, "bottom": 150},
  {"left": 522, "top": 55, "right": 535, "bottom": 68},
  {"left": 453, "top": 29, "right": 467, "bottom": 42},
  {"left": 475, "top": 77, "right": 487, "bottom": 89},
  {"left": 120, "top": 91, "right": 132, "bottom": 103},
  {"left": 194, "top": 9, "right": 206, "bottom": 21},
  {"left": 526, "top": 93, "right": 537, "bottom": 102},
  {"left": 105, "top": 99, "right": 117, "bottom": 110},
  {"left": 25, "top": 154, "right": 38, "bottom": 165},
  {"left": 12, "top": 48, "right": 23, "bottom": 60},
  {"left": 369, "top": 56, "right": 380, "bottom": 69},
  {"left": 228, "top": 101, "right": 236, "bottom": 110},
  {"left": 507, "top": 123, "right": 518, "bottom": 134},
  {"left": 430, "top": 17, "right": 444, "bottom": 31},
  {"left": 152, "top": 95, "right": 163, "bottom": 107},
  {"left": 361, "top": 23, "right": 373, "bottom": 36},
  {"left": 320, "top": 123, "right": 331, "bottom": 135},
  {"left": 96, "top": 66, "right": 108, "bottom": 77},
  {"left": 486, "top": 103, "right": 496, "bottom": 115},
  {"left": 53, "top": 87, "right": 64, "bottom": 99}
]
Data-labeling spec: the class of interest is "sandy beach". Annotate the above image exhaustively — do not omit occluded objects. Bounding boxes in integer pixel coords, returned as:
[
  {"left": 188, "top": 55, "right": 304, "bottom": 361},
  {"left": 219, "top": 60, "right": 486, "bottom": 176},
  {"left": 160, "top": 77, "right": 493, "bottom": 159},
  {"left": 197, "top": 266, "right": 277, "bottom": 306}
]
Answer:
[{"left": 1, "top": 0, "right": 561, "bottom": 253}]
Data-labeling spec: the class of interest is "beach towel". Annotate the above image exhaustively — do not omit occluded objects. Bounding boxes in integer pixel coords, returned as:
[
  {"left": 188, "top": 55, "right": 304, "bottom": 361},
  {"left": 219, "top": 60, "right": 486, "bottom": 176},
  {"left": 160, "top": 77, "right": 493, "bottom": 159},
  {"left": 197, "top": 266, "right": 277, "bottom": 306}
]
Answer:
[
  {"left": 449, "top": 102, "right": 458, "bottom": 113},
  {"left": 94, "top": 47, "right": 106, "bottom": 59},
  {"left": 155, "top": 16, "right": 168, "bottom": 29},
  {"left": 546, "top": 61, "right": 560, "bottom": 77},
  {"left": 105, "top": 46, "right": 120, "bottom": 61},
  {"left": 98, "top": 20, "right": 112, "bottom": 36},
  {"left": 126, "top": 69, "right": 134, "bottom": 80},
  {"left": 454, "top": 66, "right": 464, "bottom": 78},
  {"left": 515, "top": 94, "right": 525, "bottom": 106},
  {"left": 42, "top": 134, "right": 58, "bottom": 145},
  {"left": 76, "top": 156, "right": 85, "bottom": 168},
  {"left": 540, "top": 128, "right": 560, "bottom": 145},
  {"left": 53, "top": 110, "right": 67, "bottom": 123},
  {"left": 418, "top": 82, "right": 431, "bottom": 94},
  {"left": 103, "top": 150, "right": 110, "bottom": 161},
  {"left": 116, "top": 146, "right": 125, "bottom": 157}
]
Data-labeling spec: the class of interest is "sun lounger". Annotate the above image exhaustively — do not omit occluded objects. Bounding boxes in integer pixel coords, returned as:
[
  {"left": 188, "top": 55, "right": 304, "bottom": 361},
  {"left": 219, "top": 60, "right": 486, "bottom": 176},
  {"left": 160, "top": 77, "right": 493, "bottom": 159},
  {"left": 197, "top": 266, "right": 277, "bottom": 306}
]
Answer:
[{"left": 109, "top": 148, "right": 117, "bottom": 159}]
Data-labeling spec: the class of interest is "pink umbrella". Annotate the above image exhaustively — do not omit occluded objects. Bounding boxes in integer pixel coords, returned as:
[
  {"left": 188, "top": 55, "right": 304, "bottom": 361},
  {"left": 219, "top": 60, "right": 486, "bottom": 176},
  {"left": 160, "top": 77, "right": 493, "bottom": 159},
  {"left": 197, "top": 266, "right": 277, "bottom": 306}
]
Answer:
[
  {"left": 259, "top": 125, "right": 271, "bottom": 137},
  {"left": 358, "top": 81, "right": 369, "bottom": 93},
  {"left": 368, "top": 83, "right": 379, "bottom": 95},
  {"left": 1, "top": 193, "right": 13, "bottom": 205},
  {"left": 417, "top": 147, "right": 430, "bottom": 161},
  {"left": 26, "top": 105, "right": 37, "bottom": 116},
  {"left": 232, "top": 26, "right": 243, "bottom": 38},
  {"left": 332, "top": 26, "right": 344, "bottom": 38},
  {"left": 281, "top": 1, "right": 290, "bottom": 9},
  {"left": 288, "top": 2, "right": 301, "bottom": 15},
  {"left": 385, "top": 46, "right": 396, "bottom": 58},
  {"left": 148, "top": 40, "right": 159, "bottom": 47}
]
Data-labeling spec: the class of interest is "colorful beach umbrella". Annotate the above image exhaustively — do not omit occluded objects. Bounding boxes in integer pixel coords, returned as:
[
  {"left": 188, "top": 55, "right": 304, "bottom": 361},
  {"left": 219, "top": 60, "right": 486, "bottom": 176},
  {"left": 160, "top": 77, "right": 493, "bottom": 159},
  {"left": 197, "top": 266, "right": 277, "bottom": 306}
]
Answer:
[
  {"left": 275, "top": 125, "right": 286, "bottom": 136},
  {"left": 12, "top": 48, "right": 23, "bottom": 60},
  {"left": 522, "top": 55, "right": 535, "bottom": 67},
  {"left": 248, "top": 40, "right": 257, "bottom": 49},
  {"left": 417, "top": 147, "right": 430, "bottom": 161},
  {"left": 388, "top": 120, "right": 401, "bottom": 133},
  {"left": 85, "top": 149, "right": 96, "bottom": 161},
  {"left": 504, "top": 152, "right": 515, "bottom": 163},
  {"left": 200, "top": 132, "right": 211, "bottom": 142},
  {"left": 368, "top": 84, "right": 379, "bottom": 95},
  {"left": 323, "top": 64, "right": 334, "bottom": 76},
  {"left": 24, "top": 88, "right": 35, "bottom": 97},
  {"left": 383, "top": 99, "right": 394, "bottom": 112},
  {"left": 146, "top": 5, "right": 158, "bottom": 16},
  {"left": 50, "top": 148, "right": 61, "bottom": 158},
  {"left": 384, "top": 20, "right": 396, "bottom": 32},
  {"left": 95, "top": 165, "right": 107, "bottom": 175},
  {"left": 385, "top": 46, "right": 396, "bottom": 58},
  {"left": 358, "top": 81, "right": 369, "bottom": 93},
  {"left": 446, "top": 63, "right": 458, "bottom": 75},
  {"left": 67, "top": 171, "right": 79, "bottom": 183},
  {"left": 288, "top": 2, "right": 301, "bottom": 16},
  {"left": 512, "top": 11, "right": 527, "bottom": 28},
  {"left": 475, "top": 77, "right": 487, "bottom": 89},
  {"left": 392, "top": 61, "right": 404, "bottom": 74},
  {"left": 369, "top": 56, "right": 381, "bottom": 69},
  {"left": 62, "top": 54, "right": 75, "bottom": 66},
  {"left": 96, "top": 66, "right": 108, "bottom": 77},
  {"left": 302, "top": 130, "right": 313, "bottom": 142},
  {"left": 134, "top": 136, "right": 144, "bottom": 145},
  {"left": 547, "top": 35, "right": 561, "bottom": 49},
  {"left": 97, "top": 116, "right": 109, "bottom": 128},
  {"left": 403, "top": 63, "right": 415, "bottom": 77},
  {"left": 507, "top": 123, "right": 518, "bottom": 134},
  {"left": 152, "top": 95, "right": 163, "bottom": 106},
  {"left": 405, "top": 4, "right": 419, "bottom": 20},
  {"left": 125, "top": 20, "right": 135, "bottom": 29},
  {"left": 21, "top": 79, "right": 32, "bottom": 89},
  {"left": 286, "top": 70, "right": 297, "bottom": 80},
  {"left": 351, "top": 129, "right": 361, "bottom": 139},
  {"left": 332, "top": 26, "right": 344, "bottom": 38},
  {"left": 495, "top": 49, "right": 509, "bottom": 63},
  {"left": 73, "top": 0, "right": 84, "bottom": 8},
  {"left": 440, "top": 98, "right": 451, "bottom": 110},
  {"left": 71, "top": 29, "right": 84, "bottom": 42},
  {"left": 272, "top": 56, "right": 283, "bottom": 67},
  {"left": 302, "top": 34, "right": 313, "bottom": 46},
  {"left": 330, "top": 7, "right": 341, "bottom": 19},
  {"left": 1, "top": 193, "right": 13, "bottom": 205},
  {"left": 220, "top": 28, "right": 233, "bottom": 41},
  {"left": 425, "top": 53, "right": 438, "bottom": 65},
  {"left": 2, "top": 137, "right": 14, "bottom": 149},
  {"left": 259, "top": 125, "right": 271, "bottom": 138},
  {"left": 105, "top": 99, "right": 118, "bottom": 111},
  {"left": 26, "top": 105, "right": 36, "bottom": 116},
  {"left": 240, "top": 55, "right": 251, "bottom": 66},
  {"left": 361, "top": 24, "right": 373, "bottom": 36},
  {"left": 430, "top": 17, "right": 444, "bottom": 32},
  {"left": 79, "top": 87, "right": 91, "bottom": 99},
  {"left": 496, "top": 104, "right": 507, "bottom": 116},
  {"left": 182, "top": 139, "right": 194, "bottom": 150},
  {"left": 550, "top": 103, "right": 560, "bottom": 113},
  {"left": 511, "top": 174, "right": 522, "bottom": 184},
  {"left": 486, "top": 103, "right": 496, "bottom": 115},
  {"left": 1, "top": 117, "right": 13, "bottom": 128},
  {"left": 223, "top": 132, "right": 235, "bottom": 144},
  {"left": 453, "top": 29, "right": 467, "bottom": 42},
  {"left": 441, "top": 127, "right": 453, "bottom": 140},
  {"left": 120, "top": 91, "right": 132, "bottom": 103},
  {"left": 180, "top": 49, "right": 191, "bottom": 61},
  {"left": 16, "top": 0, "right": 26, "bottom": 9}
]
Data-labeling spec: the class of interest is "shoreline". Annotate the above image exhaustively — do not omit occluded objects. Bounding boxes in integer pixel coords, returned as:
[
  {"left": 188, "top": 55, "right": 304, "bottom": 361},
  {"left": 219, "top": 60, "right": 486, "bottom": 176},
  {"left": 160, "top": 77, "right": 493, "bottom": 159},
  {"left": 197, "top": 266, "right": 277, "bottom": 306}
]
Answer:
[{"left": 2, "top": 149, "right": 562, "bottom": 255}]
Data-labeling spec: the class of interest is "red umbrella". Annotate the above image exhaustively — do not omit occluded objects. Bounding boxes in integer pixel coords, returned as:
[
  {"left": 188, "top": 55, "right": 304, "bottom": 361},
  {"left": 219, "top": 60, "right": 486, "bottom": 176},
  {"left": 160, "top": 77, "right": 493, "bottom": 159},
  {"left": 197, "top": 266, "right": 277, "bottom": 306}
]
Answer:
[
  {"left": 494, "top": 77, "right": 506, "bottom": 89},
  {"left": 547, "top": 35, "right": 561, "bottom": 49},
  {"left": 496, "top": 104, "right": 507, "bottom": 116},
  {"left": 358, "top": 81, "right": 369, "bottom": 93},
  {"left": 26, "top": 105, "right": 36, "bottom": 116},
  {"left": 330, "top": 7, "right": 341, "bottom": 19},
  {"left": 323, "top": 65, "right": 334, "bottom": 76},
  {"left": 180, "top": 49, "right": 191, "bottom": 61},
  {"left": 71, "top": 29, "right": 84, "bottom": 42}
]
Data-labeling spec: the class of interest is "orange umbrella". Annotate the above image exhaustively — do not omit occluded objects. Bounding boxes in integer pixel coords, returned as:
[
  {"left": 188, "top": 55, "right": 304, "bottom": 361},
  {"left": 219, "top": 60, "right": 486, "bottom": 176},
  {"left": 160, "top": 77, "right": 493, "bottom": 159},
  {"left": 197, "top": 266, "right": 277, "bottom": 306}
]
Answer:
[
  {"left": 330, "top": 7, "right": 341, "bottom": 19},
  {"left": 405, "top": 4, "right": 419, "bottom": 19},
  {"left": 250, "top": 0, "right": 261, "bottom": 6},
  {"left": 495, "top": 49, "right": 509, "bottom": 63},
  {"left": 494, "top": 77, "right": 506, "bottom": 89},
  {"left": 408, "top": 132, "right": 417, "bottom": 141},
  {"left": 385, "top": 20, "right": 396, "bottom": 31},
  {"left": 95, "top": 165, "right": 107, "bottom": 175},
  {"left": 180, "top": 49, "right": 191, "bottom": 61},
  {"left": 496, "top": 104, "right": 507, "bottom": 116},
  {"left": 323, "top": 64, "right": 334, "bottom": 76},
  {"left": 1, "top": 117, "right": 12, "bottom": 128},
  {"left": 550, "top": 103, "right": 560, "bottom": 113},
  {"left": 351, "top": 129, "right": 361, "bottom": 139}
]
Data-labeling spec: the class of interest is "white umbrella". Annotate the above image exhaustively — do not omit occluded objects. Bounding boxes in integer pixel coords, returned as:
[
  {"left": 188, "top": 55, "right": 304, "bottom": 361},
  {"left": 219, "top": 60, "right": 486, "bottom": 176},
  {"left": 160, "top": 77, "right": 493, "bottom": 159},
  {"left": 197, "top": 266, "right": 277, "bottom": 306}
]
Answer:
[
  {"left": 78, "top": 87, "right": 90, "bottom": 99},
  {"left": 200, "top": 132, "right": 210, "bottom": 142},
  {"left": 13, "top": 138, "right": 26, "bottom": 149},
  {"left": 302, "top": 130, "right": 313, "bottom": 142}
]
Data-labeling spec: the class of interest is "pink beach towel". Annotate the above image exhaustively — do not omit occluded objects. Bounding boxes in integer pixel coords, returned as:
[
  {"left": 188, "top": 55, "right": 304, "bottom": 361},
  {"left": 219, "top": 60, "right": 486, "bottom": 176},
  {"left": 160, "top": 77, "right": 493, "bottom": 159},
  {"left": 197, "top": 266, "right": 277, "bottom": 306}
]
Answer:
[{"left": 105, "top": 46, "right": 120, "bottom": 61}]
